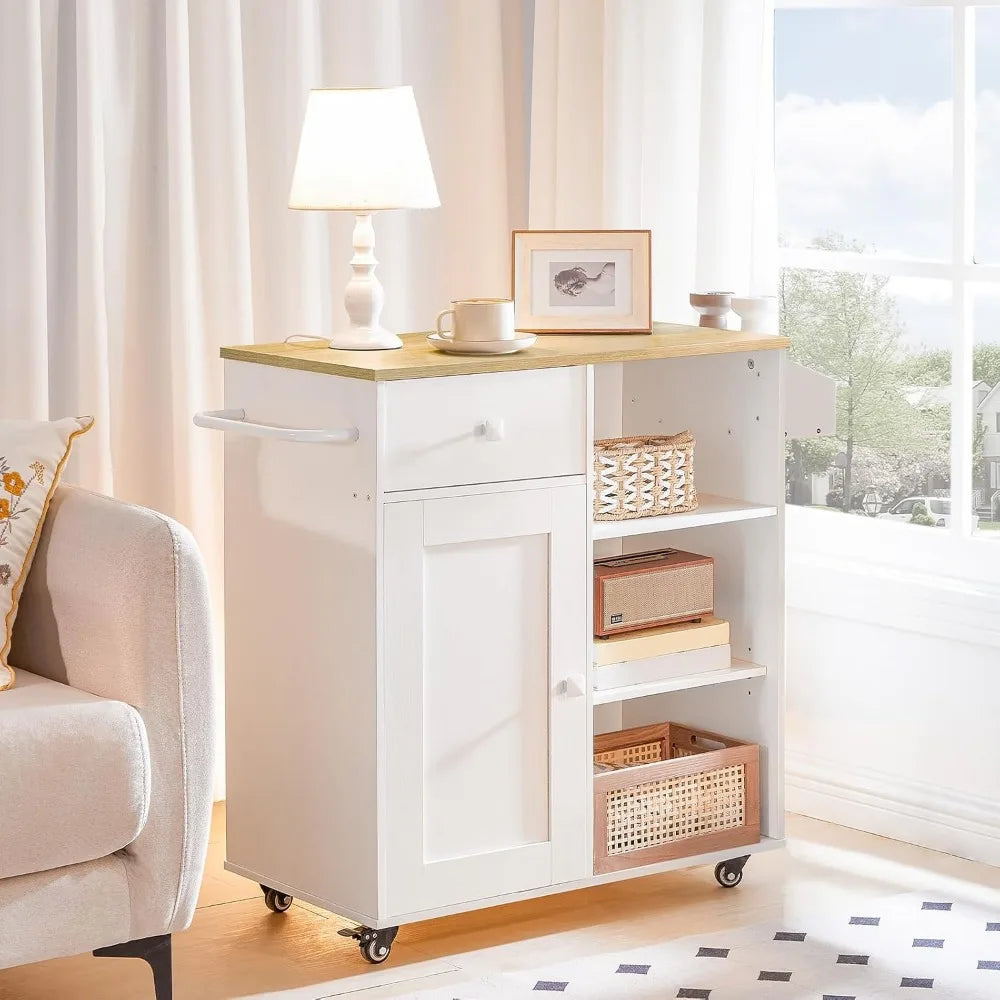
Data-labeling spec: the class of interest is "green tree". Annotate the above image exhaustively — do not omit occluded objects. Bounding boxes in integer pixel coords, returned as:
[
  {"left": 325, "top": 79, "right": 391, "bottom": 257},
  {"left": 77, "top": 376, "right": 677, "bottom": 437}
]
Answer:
[
  {"left": 780, "top": 234, "right": 943, "bottom": 510},
  {"left": 974, "top": 414, "right": 988, "bottom": 488},
  {"left": 895, "top": 343, "right": 1000, "bottom": 387},
  {"left": 895, "top": 348, "right": 949, "bottom": 386},
  {"left": 785, "top": 438, "right": 839, "bottom": 504},
  {"left": 975, "top": 344, "right": 1000, "bottom": 386}
]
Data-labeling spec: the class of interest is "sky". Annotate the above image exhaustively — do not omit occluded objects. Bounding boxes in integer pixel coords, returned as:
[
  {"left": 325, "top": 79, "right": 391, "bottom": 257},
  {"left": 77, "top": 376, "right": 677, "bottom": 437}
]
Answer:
[{"left": 774, "top": 7, "right": 1000, "bottom": 355}]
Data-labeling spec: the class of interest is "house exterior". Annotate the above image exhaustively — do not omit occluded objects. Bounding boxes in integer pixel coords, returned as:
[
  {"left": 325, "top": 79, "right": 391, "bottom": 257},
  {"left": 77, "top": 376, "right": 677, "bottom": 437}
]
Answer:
[
  {"left": 977, "top": 381, "right": 1000, "bottom": 493},
  {"left": 789, "top": 380, "right": 1000, "bottom": 509}
]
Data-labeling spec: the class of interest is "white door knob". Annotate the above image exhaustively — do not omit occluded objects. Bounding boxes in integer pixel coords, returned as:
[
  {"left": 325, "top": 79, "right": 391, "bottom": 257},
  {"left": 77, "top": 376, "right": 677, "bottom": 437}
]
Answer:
[{"left": 563, "top": 674, "right": 587, "bottom": 698}]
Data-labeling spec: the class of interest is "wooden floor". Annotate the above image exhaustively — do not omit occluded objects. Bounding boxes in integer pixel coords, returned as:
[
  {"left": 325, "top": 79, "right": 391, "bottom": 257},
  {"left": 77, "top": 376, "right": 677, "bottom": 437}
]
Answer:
[{"left": 3, "top": 805, "right": 999, "bottom": 1000}]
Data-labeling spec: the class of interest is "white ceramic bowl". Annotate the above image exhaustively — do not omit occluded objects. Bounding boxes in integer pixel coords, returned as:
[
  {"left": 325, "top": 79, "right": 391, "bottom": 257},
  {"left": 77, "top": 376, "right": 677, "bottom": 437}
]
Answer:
[{"left": 731, "top": 296, "right": 778, "bottom": 334}]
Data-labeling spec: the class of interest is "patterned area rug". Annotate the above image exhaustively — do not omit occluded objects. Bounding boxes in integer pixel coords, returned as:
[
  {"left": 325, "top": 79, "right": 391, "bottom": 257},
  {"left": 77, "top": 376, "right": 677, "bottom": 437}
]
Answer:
[{"left": 399, "top": 893, "right": 1000, "bottom": 999}]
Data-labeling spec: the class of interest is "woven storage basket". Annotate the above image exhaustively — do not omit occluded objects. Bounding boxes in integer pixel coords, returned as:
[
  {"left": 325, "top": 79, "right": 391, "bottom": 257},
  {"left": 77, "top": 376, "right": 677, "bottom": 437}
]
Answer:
[
  {"left": 593, "top": 722, "right": 759, "bottom": 874},
  {"left": 593, "top": 432, "right": 697, "bottom": 521}
]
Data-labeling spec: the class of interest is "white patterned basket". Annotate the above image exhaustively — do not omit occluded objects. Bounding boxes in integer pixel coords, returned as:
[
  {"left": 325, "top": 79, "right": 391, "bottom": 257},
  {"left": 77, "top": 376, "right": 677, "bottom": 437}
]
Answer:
[{"left": 593, "top": 432, "right": 697, "bottom": 521}]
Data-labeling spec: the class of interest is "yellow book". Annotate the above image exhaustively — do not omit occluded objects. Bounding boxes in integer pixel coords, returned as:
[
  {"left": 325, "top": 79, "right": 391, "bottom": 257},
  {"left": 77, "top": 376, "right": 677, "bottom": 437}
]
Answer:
[{"left": 593, "top": 616, "right": 730, "bottom": 668}]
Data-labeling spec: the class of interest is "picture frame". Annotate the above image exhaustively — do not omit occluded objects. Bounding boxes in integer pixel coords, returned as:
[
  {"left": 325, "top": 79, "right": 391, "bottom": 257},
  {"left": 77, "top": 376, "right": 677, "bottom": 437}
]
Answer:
[{"left": 511, "top": 229, "right": 652, "bottom": 334}]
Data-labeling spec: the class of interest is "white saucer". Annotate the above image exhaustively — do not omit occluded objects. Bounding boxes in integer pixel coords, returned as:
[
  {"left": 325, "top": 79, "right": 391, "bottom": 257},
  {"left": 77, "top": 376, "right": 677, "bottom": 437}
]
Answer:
[{"left": 428, "top": 332, "right": 536, "bottom": 355}]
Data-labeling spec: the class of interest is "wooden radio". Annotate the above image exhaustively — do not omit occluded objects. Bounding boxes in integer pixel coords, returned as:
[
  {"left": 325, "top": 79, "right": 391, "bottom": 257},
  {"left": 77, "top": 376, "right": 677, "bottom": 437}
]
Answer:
[{"left": 593, "top": 548, "right": 714, "bottom": 638}]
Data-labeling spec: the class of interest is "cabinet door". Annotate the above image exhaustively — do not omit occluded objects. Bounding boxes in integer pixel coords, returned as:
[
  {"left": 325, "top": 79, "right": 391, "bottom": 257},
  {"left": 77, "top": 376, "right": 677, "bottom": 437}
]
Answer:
[{"left": 383, "top": 484, "right": 590, "bottom": 917}]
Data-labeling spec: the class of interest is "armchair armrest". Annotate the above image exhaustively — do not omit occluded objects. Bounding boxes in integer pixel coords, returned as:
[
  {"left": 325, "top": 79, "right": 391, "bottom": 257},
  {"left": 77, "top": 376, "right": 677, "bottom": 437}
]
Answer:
[{"left": 10, "top": 486, "right": 215, "bottom": 939}]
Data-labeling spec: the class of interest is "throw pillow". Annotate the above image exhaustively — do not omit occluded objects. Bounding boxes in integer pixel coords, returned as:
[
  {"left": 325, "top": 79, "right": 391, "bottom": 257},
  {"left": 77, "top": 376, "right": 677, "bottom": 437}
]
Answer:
[{"left": 0, "top": 416, "right": 94, "bottom": 691}]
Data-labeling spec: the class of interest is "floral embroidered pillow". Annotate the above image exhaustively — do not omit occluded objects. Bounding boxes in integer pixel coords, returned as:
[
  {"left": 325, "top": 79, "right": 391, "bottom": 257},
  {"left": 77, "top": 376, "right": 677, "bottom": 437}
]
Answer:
[{"left": 1, "top": 416, "right": 93, "bottom": 691}]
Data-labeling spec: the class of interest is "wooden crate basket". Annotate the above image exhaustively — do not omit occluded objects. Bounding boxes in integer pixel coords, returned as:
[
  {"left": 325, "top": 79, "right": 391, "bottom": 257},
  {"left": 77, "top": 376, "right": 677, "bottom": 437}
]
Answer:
[
  {"left": 593, "top": 722, "right": 760, "bottom": 874},
  {"left": 593, "top": 432, "right": 697, "bottom": 521}
]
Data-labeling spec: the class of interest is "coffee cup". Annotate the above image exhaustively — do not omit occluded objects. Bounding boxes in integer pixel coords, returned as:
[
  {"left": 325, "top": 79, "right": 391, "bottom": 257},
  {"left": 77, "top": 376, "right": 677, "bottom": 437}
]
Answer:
[{"left": 436, "top": 298, "right": 515, "bottom": 343}]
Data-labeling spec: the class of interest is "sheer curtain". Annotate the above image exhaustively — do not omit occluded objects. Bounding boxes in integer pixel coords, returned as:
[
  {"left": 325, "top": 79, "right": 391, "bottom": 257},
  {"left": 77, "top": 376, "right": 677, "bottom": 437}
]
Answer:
[
  {"left": 530, "top": 0, "right": 776, "bottom": 319},
  {"left": 0, "top": 0, "right": 531, "bottom": 791},
  {"left": 0, "top": 0, "right": 774, "bottom": 789}
]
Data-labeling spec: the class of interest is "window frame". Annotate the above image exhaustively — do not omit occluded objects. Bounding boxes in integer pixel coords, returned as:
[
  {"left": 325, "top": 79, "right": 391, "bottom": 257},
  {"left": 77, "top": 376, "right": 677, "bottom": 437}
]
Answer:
[{"left": 776, "top": 0, "right": 1000, "bottom": 577}]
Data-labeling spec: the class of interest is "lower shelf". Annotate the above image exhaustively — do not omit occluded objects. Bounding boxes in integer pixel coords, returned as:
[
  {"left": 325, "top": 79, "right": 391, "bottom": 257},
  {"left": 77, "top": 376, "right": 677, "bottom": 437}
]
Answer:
[
  {"left": 589, "top": 834, "right": 783, "bottom": 888},
  {"left": 592, "top": 658, "right": 767, "bottom": 705}
]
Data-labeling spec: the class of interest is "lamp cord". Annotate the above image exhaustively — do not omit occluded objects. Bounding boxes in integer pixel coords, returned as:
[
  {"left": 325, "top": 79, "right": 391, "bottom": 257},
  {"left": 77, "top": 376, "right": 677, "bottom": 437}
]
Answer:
[{"left": 283, "top": 334, "right": 331, "bottom": 346}]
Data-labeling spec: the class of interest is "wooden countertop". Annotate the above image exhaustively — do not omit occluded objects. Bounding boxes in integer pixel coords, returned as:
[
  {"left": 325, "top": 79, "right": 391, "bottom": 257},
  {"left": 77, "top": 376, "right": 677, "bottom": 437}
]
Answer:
[{"left": 220, "top": 323, "right": 790, "bottom": 381}]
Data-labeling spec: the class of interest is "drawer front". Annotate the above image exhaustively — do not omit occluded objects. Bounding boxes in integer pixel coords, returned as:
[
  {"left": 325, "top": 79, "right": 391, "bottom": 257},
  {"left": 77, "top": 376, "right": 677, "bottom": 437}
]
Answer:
[{"left": 381, "top": 368, "right": 587, "bottom": 492}]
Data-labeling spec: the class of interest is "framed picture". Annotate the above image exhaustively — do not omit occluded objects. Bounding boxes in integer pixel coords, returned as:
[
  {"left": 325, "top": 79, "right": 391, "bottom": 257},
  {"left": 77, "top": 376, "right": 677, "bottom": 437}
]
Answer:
[{"left": 511, "top": 229, "right": 652, "bottom": 334}]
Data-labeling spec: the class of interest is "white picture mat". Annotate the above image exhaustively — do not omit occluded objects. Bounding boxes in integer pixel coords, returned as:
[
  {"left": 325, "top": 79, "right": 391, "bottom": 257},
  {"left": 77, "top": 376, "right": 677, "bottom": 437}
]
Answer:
[
  {"left": 512, "top": 231, "right": 651, "bottom": 332},
  {"left": 532, "top": 249, "right": 634, "bottom": 317}
]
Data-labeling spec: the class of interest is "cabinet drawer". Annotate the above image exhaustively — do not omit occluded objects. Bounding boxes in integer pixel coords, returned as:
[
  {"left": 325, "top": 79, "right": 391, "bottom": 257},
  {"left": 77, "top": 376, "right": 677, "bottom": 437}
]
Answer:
[{"left": 381, "top": 368, "right": 587, "bottom": 492}]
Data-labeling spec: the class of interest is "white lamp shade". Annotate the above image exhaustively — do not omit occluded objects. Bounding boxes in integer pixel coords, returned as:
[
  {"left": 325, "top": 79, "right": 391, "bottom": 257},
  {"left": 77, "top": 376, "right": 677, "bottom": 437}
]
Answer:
[{"left": 288, "top": 86, "right": 440, "bottom": 211}]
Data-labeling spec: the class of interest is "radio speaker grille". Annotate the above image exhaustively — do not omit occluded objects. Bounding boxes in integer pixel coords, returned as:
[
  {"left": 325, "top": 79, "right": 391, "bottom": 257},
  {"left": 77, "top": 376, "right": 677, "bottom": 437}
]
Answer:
[{"left": 600, "top": 564, "right": 713, "bottom": 633}]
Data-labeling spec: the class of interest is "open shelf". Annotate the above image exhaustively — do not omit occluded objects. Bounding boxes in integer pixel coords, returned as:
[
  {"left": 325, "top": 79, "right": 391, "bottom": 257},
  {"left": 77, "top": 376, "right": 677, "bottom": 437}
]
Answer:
[
  {"left": 589, "top": 835, "right": 783, "bottom": 887},
  {"left": 592, "top": 494, "right": 777, "bottom": 540},
  {"left": 592, "top": 658, "right": 767, "bottom": 705}
]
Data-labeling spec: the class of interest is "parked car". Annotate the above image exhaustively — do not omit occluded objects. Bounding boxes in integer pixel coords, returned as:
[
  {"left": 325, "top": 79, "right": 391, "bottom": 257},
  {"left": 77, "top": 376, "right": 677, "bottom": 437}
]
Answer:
[{"left": 877, "top": 496, "right": 974, "bottom": 528}]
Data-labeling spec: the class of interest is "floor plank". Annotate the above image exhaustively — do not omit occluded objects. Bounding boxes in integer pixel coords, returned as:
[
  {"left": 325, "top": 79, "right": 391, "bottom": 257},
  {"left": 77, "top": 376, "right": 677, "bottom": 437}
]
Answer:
[{"left": 2, "top": 808, "right": 998, "bottom": 1000}]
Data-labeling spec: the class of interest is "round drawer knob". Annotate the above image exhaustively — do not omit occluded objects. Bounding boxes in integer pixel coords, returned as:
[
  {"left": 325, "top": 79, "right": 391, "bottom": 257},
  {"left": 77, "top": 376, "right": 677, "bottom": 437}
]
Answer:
[{"left": 478, "top": 419, "right": 505, "bottom": 441}]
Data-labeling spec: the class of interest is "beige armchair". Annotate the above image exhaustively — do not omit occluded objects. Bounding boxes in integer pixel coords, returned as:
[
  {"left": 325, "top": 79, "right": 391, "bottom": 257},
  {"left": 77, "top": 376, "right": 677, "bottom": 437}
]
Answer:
[{"left": 0, "top": 486, "right": 215, "bottom": 1000}]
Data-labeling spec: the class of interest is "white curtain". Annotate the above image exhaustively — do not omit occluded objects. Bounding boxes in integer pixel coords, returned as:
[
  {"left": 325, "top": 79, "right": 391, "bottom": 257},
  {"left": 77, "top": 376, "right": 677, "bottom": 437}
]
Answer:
[
  {"left": 530, "top": 0, "right": 776, "bottom": 320},
  {"left": 0, "top": 0, "right": 531, "bottom": 792},
  {"left": 1, "top": 0, "right": 775, "bottom": 791}
]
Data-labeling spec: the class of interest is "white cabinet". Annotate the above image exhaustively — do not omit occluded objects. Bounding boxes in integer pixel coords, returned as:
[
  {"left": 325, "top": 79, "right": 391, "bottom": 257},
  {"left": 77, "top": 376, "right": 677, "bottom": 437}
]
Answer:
[
  {"left": 382, "top": 485, "right": 591, "bottom": 916},
  {"left": 213, "top": 329, "right": 788, "bottom": 944}
]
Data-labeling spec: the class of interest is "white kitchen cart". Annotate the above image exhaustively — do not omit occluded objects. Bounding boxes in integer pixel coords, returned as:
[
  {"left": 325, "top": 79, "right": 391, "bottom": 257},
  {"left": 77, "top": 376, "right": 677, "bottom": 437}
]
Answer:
[{"left": 200, "top": 324, "right": 818, "bottom": 965}]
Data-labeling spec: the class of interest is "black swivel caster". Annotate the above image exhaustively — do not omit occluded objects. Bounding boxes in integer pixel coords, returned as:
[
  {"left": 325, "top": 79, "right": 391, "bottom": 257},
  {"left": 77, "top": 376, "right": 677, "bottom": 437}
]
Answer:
[
  {"left": 714, "top": 855, "right": 750, "bottom": 888},
  {"left": 338, "top": 924, "right": 399, "bottom": 964},
  {"left": 260, "top": 883, "right": 293, "bottom": 913}
]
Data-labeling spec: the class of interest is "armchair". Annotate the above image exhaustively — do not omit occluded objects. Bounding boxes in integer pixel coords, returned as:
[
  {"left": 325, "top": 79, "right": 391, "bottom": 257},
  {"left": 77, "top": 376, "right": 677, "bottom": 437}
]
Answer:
[{"left": 0, "top": 486, "right": 215, "bottom": 1000}]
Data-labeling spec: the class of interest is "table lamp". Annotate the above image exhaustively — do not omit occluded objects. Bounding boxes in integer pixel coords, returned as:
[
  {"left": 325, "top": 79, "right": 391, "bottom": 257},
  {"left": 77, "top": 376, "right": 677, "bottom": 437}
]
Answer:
[{"left": 288, "top": 86, "right": 440, "bottom": 350}]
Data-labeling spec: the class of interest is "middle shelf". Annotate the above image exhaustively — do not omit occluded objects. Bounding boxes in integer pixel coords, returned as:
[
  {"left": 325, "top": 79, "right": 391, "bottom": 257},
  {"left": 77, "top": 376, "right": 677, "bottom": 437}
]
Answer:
[
  {"left": 592, "top": 658, "right": 767, "bottom": 705},
  {"left": 591, "top": 613, "right": 767, "bottom": 705}
]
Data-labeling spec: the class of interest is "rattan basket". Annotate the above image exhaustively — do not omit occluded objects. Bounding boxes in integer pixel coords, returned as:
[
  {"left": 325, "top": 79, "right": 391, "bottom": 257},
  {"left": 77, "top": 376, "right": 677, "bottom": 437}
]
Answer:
[
  {"left": 593, "top": 432, "right": 697, "bottom": 521},
  {"left": 593, "top": 722, "right": 760, "bottom": 874}
]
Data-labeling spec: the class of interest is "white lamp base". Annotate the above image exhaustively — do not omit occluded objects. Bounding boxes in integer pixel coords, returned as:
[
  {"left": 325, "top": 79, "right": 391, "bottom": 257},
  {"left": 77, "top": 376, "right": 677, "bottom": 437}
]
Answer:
[
  {"left": 331, "top": 212, "right": 402, "bottom": 351},
  {"left": 328, "top": 326, "right": 402, "bottom": 351}
]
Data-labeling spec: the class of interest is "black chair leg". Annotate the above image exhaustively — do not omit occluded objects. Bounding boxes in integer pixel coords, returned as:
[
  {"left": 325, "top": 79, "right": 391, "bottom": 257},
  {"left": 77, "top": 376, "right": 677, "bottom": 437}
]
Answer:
[{"left": 94, "top": 934, "right": 172, "bottom": 1000}]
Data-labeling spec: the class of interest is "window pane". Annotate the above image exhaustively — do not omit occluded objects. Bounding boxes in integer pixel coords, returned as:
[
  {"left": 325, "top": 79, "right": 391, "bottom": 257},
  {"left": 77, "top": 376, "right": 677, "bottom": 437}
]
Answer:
[
  {"left": 775, "top": 9, "right": 952, "bottom": 260},
  {"left": 972, "top": 285, "right": 1000, "bottom": 536},
  {"left": 782, "top": 269, "right": 953, "bottom": 528},
  {"left": 976, "top": 8, "right": 1000, "bottom": 263}
]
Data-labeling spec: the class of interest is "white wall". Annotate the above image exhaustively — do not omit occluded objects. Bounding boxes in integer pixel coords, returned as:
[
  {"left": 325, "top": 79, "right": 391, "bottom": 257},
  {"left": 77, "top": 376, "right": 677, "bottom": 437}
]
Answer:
[{"left": 785, "top": 508, "right": 1000, "bottom": 865}]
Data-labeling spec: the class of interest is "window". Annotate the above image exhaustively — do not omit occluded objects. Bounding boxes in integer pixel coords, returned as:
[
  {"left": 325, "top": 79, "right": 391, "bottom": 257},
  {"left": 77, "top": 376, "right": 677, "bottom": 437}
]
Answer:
[{"left": 776, "top": 1, "right": 1000, "bottom": 543}]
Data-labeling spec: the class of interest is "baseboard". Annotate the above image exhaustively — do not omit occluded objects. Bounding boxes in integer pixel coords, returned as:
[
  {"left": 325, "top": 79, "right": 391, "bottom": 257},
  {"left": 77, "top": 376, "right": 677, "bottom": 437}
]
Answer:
[{"left": 786, "top": 749, "right": 1000, "bottom": 867}]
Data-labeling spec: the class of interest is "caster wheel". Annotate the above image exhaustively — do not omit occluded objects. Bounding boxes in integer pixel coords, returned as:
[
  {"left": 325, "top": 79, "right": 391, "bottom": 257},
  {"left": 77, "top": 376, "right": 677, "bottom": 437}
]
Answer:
[
  {"left": 714, "top": 859, "right": 745, "bottom": 888},
  {"left": 361, "top": 936, "right": 391, "bottom": 964},
  {"left": 340, "top": 925, "right": 399, "bottom": 964},
  {"left": 262, "top": 885, "right": 293, "bottom": 912}
]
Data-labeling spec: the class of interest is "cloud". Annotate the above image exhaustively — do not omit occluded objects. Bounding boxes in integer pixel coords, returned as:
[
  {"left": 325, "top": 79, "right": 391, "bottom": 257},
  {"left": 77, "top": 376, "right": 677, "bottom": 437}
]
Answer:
[
  {"left": 777, "top": 91, "right": 1000, "bottom": 347},
  {"left": 776, "top": 93, "right": 954, "bottom": 260}
]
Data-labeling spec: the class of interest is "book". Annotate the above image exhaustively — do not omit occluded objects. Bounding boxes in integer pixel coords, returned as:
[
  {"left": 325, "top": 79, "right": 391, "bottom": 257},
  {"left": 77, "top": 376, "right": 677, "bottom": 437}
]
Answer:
[
  {"left": 593, "top": 643, "right": 732, "bottom": 692},
  {"left": 593, "top": 616, "right": 730, "bottom": 668}
]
